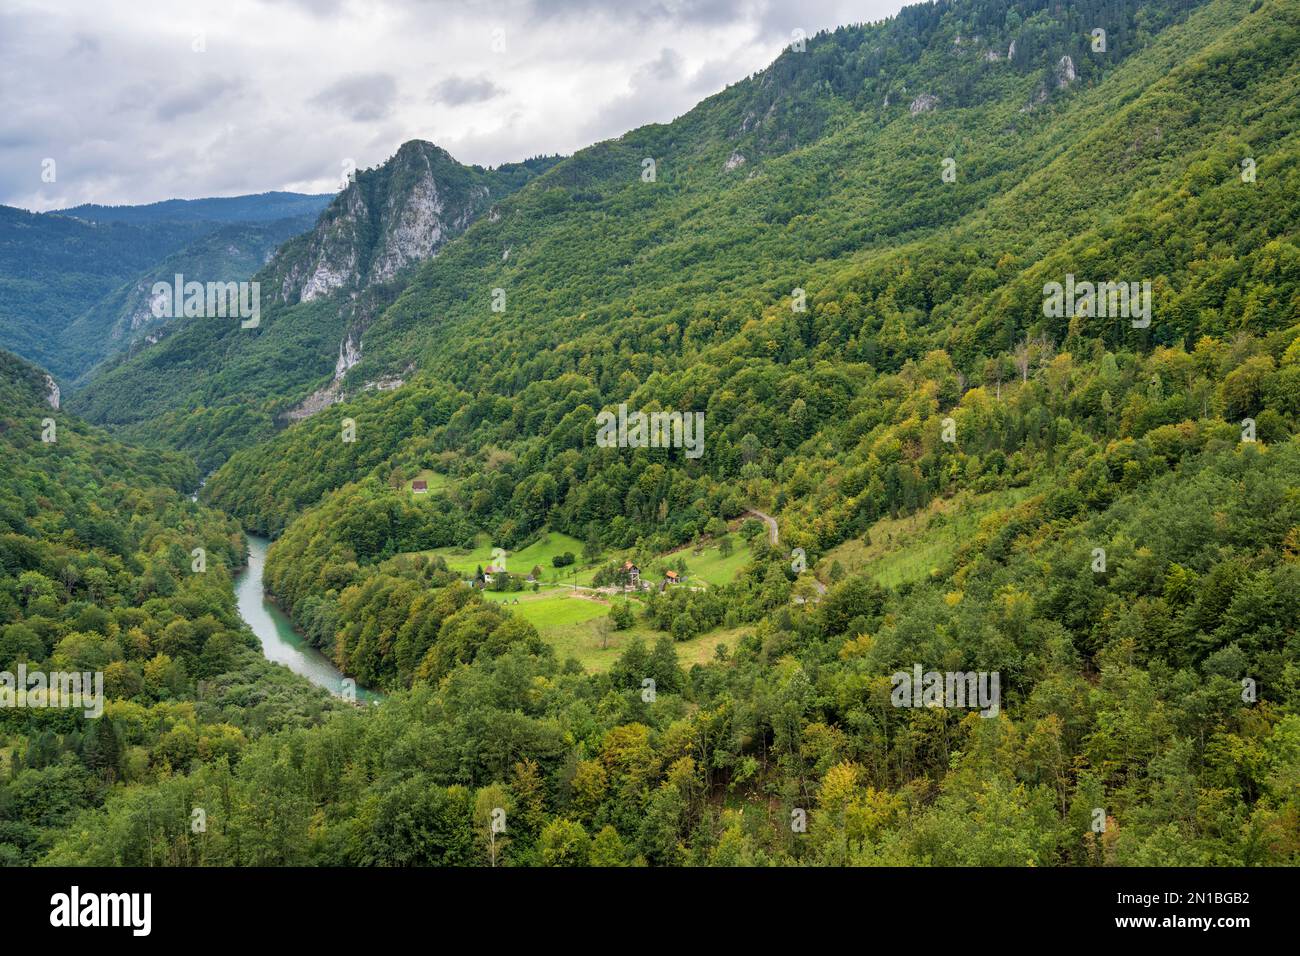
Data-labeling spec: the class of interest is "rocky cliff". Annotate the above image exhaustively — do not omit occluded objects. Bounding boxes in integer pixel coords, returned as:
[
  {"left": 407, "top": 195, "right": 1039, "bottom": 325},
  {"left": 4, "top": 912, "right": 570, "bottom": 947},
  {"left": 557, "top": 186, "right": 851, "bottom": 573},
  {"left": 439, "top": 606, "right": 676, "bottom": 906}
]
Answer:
[{"left": 270, "top": 141, "right": 499, "bottom": 306}]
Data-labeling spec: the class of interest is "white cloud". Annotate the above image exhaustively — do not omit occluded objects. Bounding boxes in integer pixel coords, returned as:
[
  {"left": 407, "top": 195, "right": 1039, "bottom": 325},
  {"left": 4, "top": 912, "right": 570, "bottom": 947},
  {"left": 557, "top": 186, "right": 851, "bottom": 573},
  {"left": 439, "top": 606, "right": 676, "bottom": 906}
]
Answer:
[
  {"left": 310, "top": 73, "right": 399, "bottom": 122},
  {"left": 431, "top": 75, "right": 504, "bottom": 107},
  {"left": 0, "top": 0, "right": 905, "bottom": 210}
]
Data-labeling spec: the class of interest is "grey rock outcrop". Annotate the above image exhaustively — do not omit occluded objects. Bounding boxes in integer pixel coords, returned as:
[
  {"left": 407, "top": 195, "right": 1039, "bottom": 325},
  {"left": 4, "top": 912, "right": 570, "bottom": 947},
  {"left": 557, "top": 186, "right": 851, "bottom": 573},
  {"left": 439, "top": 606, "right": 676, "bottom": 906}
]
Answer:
[{"left": 909, "top": 93, "right": 938, "bottom": 115}]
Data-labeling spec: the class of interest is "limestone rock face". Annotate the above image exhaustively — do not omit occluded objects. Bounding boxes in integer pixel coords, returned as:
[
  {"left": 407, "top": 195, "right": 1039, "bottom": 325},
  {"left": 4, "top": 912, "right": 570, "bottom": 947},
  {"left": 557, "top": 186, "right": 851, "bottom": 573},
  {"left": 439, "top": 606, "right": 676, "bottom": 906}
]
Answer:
[
  {"left": 909, "top": 93, "right": 938, "bottom": 115},
  {"left": 335, "top": 332, "right": 362, "bottom": 378},
  {"left": 1056, "top": 55, "right": 1077, "bottom": 88},
  {"left": 272, "top": 141, "right": 497, "bottom": 306},
  {"left": 253, "top": 141, "right": 560, "bottom": 424}
]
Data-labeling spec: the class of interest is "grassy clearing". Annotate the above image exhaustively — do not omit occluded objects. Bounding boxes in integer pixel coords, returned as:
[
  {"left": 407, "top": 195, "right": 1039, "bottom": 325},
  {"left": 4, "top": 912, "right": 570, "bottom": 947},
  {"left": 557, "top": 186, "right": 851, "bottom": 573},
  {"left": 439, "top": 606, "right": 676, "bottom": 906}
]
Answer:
[
  {"left": 569, "top": 534, "right": 755, "bottom": 588},
  {"left": 820, "top": 486, "right": 1037, "bottom": 588},
  {"left": 416, "top": 520, "right": 759, "bottom": 595},
  {"left": 405, "top": 469, "right": 452, "bottom": 494},
  {"left": 659, "top": 536, "right": 754, "bottom": 587},
  {"left": 417, "top": 524, "right": 755, "bottom": 590},
  {"left": 418, "top": 527, "right": 755, "bottom": 672},
  {"left": 674, "top": 625, "right": 748, "bottom": 668},
  {"left": 483, "top": 587, "right": 746, "bottom": 672},
  {"left": 425, "top": 530, "right": 587, "bottom": 580},
  {"left": 482, "top": 587, "right": 608, "bottom": 627}
]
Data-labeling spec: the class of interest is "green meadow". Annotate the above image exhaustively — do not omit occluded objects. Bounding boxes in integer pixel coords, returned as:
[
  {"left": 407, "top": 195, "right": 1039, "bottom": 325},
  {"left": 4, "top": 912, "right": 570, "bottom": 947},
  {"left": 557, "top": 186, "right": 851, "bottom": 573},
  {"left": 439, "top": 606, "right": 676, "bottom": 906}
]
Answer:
[
  {"left": 655, "top": 536, "right": 754, "bottom": 587},
  {"left": 423, "top": 529, "right": 755, "bottom": 589},
  {"left": 482, "top": 587, "right": 747, "bottom": 672},
  {"left": 423, "top": 528, "right": 757, "bottom": 671},
  {"left": 821, "top": 487, "right": 1037, "bottom": 589},
  {"left": 425, "top": 530, "right": 587, "bottom": 580},
  {"left": 404, "top": 469, "right": 452, "bottom": 494}
]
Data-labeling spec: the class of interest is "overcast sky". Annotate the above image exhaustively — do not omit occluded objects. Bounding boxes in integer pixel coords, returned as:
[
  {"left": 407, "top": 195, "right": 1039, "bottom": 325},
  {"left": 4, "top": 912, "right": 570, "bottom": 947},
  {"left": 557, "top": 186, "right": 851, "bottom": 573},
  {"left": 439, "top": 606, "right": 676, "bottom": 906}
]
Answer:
[{"left": 1, "top": 0, "right": 907, "bottom": 211}]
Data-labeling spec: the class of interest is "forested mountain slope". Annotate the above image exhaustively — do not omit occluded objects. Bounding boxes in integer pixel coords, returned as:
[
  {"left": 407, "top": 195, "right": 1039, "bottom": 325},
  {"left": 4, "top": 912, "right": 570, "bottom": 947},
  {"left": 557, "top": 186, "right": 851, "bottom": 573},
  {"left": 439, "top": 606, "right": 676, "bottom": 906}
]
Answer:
[
  {"left": 60, "top": 215, "right": 323, "bottom": 385},
  {"left": 81, "top": 0, "right": 1296, "bottom": 474},
  {"left": 56, "top": 192, "right": 332, "bottom": 227},
  {"left": 207, "top": 0, "right": 1298, "bottom": 540},
  {"left": 24, "top": 0, "right": 1300, "bottom": 866},
  {"left": 0, "top": 207, "right": 205, "bottom": 378},
  {"left": 0, "top": 192, "right": 331, "bottom": 381},
  {"left": 362, "top": 0, "right": 1293, "bottom": 388},
  {"left": 73, "top": 144, "right": 561, "bottom": 470}
]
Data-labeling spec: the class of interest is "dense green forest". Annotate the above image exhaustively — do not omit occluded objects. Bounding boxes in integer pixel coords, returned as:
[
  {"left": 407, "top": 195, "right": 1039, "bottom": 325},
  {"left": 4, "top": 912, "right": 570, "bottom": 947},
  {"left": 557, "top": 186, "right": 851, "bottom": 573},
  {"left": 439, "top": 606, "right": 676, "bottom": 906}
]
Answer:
[
  {"left": 3, "top": 0, "right": 1298, "bottom": 866},
  {"left": 0, "top": 349, "right": 339, "bottom": 865},
  {"left": 0, "top": 207, "right": 207, "bottom": 378},
  {"left": 58, "top": 215, "right": 326, "bottom": 387}
]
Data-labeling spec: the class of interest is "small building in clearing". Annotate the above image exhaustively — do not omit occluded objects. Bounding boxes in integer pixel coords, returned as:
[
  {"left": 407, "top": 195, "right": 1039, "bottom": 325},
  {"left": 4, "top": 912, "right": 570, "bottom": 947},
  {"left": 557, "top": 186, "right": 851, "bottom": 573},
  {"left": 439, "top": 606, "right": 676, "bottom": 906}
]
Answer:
[{"left": 411, "top": 479, "right": 428, "bottom": 494}]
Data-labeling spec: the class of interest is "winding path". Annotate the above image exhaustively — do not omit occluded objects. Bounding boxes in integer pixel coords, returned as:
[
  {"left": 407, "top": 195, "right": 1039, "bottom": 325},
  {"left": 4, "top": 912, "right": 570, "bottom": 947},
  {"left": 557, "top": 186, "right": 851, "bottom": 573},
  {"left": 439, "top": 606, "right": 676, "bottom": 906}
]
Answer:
[
  {"left": 745, "top": 508, "right": 780, "bottom": 546},
  {"left": 746, "top": 508, "right": 826, "bottom": 595}
]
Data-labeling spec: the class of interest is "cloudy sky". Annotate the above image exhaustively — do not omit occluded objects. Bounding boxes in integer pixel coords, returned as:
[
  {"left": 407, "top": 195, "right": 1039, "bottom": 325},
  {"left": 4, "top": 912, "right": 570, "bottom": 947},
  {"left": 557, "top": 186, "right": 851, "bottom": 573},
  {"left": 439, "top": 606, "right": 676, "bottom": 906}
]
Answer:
[{"left": 1, "top": 0, "right": 907, "bottom": 211}]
